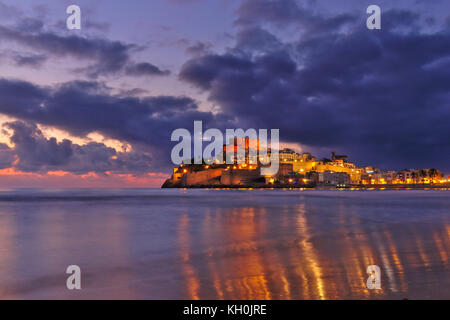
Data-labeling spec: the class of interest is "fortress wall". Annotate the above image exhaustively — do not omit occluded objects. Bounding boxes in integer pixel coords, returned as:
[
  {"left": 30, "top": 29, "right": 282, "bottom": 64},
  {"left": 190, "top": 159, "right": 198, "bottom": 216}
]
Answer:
[
  {"left": 220, "top": 169, "right": 261, "bottom": 185},
  {"left": 184, "top": 169, "right": 222, "bottom": 186},
  {"left": 220, "top": 171, "right": 232, "bottom": 185}
]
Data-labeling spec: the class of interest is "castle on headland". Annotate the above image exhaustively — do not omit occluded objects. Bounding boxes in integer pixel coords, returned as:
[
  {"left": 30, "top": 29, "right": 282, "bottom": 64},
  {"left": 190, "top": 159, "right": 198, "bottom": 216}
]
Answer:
[{"left": 162, "top": 141, "right": 446, "bottom": 188}]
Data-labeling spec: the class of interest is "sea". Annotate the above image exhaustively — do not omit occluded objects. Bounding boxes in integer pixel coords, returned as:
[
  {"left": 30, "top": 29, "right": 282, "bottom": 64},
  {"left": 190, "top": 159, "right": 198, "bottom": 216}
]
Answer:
[{"left": 0, "top": 188, "right": 448, "bottom": 299}]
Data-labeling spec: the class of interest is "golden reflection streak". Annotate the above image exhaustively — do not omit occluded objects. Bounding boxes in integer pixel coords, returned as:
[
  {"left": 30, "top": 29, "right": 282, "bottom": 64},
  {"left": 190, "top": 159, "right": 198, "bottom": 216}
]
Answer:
[
  {"left": 222, "top": 207, "right": 272, "bottom": 299},
  {"left": 178, "top": 213, "right": 200, "bottom": 300},
  {"left": 291, "top": 255, "right": 311, "bottom": 299},
  {"left": 372, "top": 231, "right": 398, "bottom": 292},
  {"left": 295, "top": 203, "right": 327, "bottom": 300},
  {"left": 351, "top": 236, "right": 373, "bottom": 297},
  {"left": 203, "top": 210, "right": 225, "bottom": 299},
  {"left": 279, "top": 269, "right": 292, "bottom": 299},
  {"left": 283, "top": 210, "right": 311, "bottom": 299},
  {"left": 356, "top": 227, "right": 378, "bottom": 298},
  {"left": 433, "top": 232, "right": 448, "bottom": 264},
  {"left": 267, "top": 219, "right": 292, "bottom": 299},
  {"left": 335, "top": 205, "right": 373, "bottom": 298},
  {"left": 383, "top": 231, "right": 407, "bottom": 292},
  {"left": 412, "top": 228, "right": 431, "bottom": 268},
  {"left": 241, "top": 207, "right": 271, "bottom": 300},
  {"left": 275, "top": 209, "right": 296, "bottom": 299}
]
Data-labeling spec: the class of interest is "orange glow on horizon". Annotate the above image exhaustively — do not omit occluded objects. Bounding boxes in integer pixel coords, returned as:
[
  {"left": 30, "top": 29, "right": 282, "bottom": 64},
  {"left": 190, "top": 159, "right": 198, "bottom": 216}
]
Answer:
[
  {"left": 0, "top": 167, "right": 168, "bottom": 188},
  {"left": 47, "top": 170, "right": 70, "bottom": 176}
]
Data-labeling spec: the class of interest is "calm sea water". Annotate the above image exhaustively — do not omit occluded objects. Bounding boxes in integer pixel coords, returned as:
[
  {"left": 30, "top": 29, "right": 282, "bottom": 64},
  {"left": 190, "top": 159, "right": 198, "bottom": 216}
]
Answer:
[{"left": 0, "top": 188, "right": 448, "bottom": 300}]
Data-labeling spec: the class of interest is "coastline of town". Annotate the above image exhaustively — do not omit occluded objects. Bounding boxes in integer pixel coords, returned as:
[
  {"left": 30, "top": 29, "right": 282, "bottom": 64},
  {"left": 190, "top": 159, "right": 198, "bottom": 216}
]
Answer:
[
  {"left": 162, "top": 184, "right": 450, "bottom": 190},
  {"left": 162, "top": 138, "right": 448, "bottom": 189}
]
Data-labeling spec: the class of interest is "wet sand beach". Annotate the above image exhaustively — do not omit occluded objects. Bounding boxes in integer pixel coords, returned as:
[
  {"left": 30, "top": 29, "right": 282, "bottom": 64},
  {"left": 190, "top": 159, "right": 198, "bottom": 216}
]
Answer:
[{"left": 0, "top": 189, "right": 448, "bottom": 299}]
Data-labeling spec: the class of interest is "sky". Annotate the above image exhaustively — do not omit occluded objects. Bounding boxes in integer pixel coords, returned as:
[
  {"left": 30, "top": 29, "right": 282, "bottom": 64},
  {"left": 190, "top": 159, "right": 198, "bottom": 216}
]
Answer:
[{"left": 0, "top": 0, "right": 449, "bottom": 187}]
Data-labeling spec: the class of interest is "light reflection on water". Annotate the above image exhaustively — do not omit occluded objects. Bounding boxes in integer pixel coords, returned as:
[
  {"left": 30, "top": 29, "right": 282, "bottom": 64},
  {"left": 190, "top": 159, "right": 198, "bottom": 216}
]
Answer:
[{"left": 0, "top": 189, "right": 448, "bottom": 299}]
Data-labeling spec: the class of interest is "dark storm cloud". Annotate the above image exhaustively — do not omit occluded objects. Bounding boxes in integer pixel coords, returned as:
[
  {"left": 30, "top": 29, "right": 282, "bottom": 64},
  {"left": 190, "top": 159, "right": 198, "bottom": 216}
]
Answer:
[
  {"left": 180, "top": 0, "right": 450, "bottom": 172},
  {"left": 125, "top": 62, "right": 171, "bottom": 76},
  {"left": 185, "top": 41, "right": 213, "bottom": 56},
  {"left": 235, "top": 0, "right": 356, "bottom": 34},
  {"left": 84, "top": 20, "right": 110, "bottom": 33},
  {"left": 180, "top": 53, "right": 254, "bottom": 91},
  {"left": 0, "top": 21, "right": 168, "bottom": 78},
  {"left": 13, "top": 53, "right": 47, "bottom": 67},
  {"left": 0, "top": 143, "right": 15, "bottom": 169},
  {"left": 0, "top": 50, "right": 47, "bottom": 68},
  {"left": 5, "top": 121, "right": 73, "bottom": 170},
  {"left": 235, "top": 27, "right": 283, "bottom": 52},
  {"left": 0, "top": 24, "right": 128, "bottom": 75},
  {"left": 16, "top": 17, "right": 45, "bottom": 32},
  {"left": 0, "top": 78, "right": 226, "bottom": 171},
  {"left": 3, "top": 121, "right": 154, "bottom": 174}
]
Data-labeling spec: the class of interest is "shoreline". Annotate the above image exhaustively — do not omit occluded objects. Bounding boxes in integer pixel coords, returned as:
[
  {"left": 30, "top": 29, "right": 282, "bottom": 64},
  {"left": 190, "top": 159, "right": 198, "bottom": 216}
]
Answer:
[{"left": 162, "top": 183, "right": 450, "bottom": 190}]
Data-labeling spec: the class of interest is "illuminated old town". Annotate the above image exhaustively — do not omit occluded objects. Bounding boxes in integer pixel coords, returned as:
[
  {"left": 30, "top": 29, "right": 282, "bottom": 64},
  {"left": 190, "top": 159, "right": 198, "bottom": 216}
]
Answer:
[{"left": 164, "top": 139, "right": 447, "bottom": 188}]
